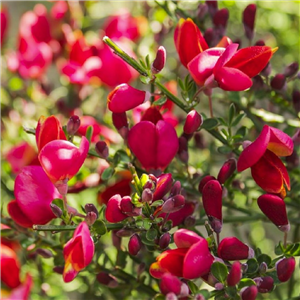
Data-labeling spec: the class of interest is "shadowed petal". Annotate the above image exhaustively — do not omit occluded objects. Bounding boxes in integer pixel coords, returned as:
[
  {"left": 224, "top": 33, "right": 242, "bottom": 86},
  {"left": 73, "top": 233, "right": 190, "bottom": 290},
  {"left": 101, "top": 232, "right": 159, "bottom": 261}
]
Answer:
[
  {"left": 268, "top": 126, "right": 294, "bottom": 157},
  {"left": 174, "top": 228, "right": 203, "bottom": 248}
]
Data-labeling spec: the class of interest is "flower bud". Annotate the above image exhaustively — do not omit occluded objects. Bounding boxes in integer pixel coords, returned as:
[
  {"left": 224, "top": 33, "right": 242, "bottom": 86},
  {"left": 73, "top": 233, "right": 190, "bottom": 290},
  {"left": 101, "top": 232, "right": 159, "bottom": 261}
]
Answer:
[
  {"left": 151, "top": 46, "right": 166, "bottom": 74},
  {"left": 128, "top": 234, "right": 142, "bottom": 256},
  {"left": 259, "top": 262, "right": 268, "bottom": 274},
  {"left": 261, "top": 62, "right": 271, "bottom": 77},
  {"left": 85, "top": 203, "right": 99, "bottom": 218},
  {"left": 115, "top": 228, "right": 135, "bottom": 238},
  {"left": 206, "top": 0, "right": 218, "bottom": 18},
  {"left": 218, "top": 237, "right": 254, "bottom": 260},
  {"left": 255, "top": 40, "right": 265, "bottom": 46},
  {"left": 198, "top": 175, "right": 216, "bottom": 193},
  {"left": 96, "top": 272, "right": 118, "bottom": 288},
  {"left": 67, "top": 115, "right": 81, "bottom": 136},
  {"left": 95, "top": 141, "right": 109, "bottom": 160},
  {"left": 215, "top": 283, "right": 224, "bottom": 290},
  {"left": 161, "top": 195, "right": 185, "bottom": 213},
  {"left": 169, "top": 181, "right": 181, "bottom": 197},
  {"left": 197, "top": 3, "right": 208, "bottom": 20},
  {"left": 152, "top": 173, "right": 173, "bottom": 201},
  {"left": 254, "top": 276, "right": 274, "bottom": 293},
  {"left": 243, "top": 4, "right": 256, "bottom": 40},
  {"left": 240, "top": 285, "right": 258, "bottom": 300},
  {"left": 160, "top": 273, "right": 181, "bottom": 295},
  {"left": 183, "top": 215, "right": 196, "bottom": 227},
  {"left": 36, "top": 248, "right": 53, "bottom": 258},
  {"left": 251, "top": 75, "right": 264, "bottom": 90},
  {"left": 178, "top": 136, "right": 189, "bottom": 164},
  {"left": 112, "top": 230, "right": 122, "bottom": 249},
  {"left": 85, "top": 211, "right": 98, "bottom": 226},
  {"left": 142, "top": 188, "right": 153, "bottom": 203},
  {"left": 159, "top": 232, "right": 171, "bottom": 249},
  {"left": 166, "top": 293, "right": 178, "bottom": 300},
  {"left": 213, "top": 8, "right": 229, "bottom": 29},
  {"left": 276, "top": 257, "right": 296, "bottom": 282},
  {"left": 120, "top": 196, "right": 141, "bottom": 217},
  {"left": 194, "top": 295, "right": 206, "bottom": 300},
  {"left": 183, "top": 110, "right": 203, "bottom": 135},
  {"left": 257, "top": 194, "right": 290, "bottom": 232},
  {"left": 217, "top": 158, "right": 236, "bottom": 184},
  {"left": 227, "top": 261, "right": 242, "bottom": 286},
  {"left": 50, "top": 203, "right": 63, "bottom": 218},
  {"left": 53, "top": 266, "right": 64, "bottom": 274},
  {"left": 292, "top": 89, "right": 300, "bottom": 113},
  {"left": 284, "top": 62, "right": 299, "bottom": 77},
  {"left": 270, "top": 74, "right": 286, "bottom": 90}
]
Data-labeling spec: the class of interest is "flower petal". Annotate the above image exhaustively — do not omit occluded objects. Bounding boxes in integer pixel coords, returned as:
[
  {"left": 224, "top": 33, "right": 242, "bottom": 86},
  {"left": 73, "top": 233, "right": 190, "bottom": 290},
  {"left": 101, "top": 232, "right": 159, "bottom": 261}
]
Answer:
[
  {"left": 268, "top": 126, "right": 294, "bottom": 157},
  {"left": 214, "top": 43, "right": 239, "bottom": 71},
  {"left": 174, "top": 229, "right": 203, "bottom": 248},
  {"left": 7, "top": 200, "right": 34, "bottom": 228},
  {"left": 105, "top": 194, "right": 128, "bottom": 223}
]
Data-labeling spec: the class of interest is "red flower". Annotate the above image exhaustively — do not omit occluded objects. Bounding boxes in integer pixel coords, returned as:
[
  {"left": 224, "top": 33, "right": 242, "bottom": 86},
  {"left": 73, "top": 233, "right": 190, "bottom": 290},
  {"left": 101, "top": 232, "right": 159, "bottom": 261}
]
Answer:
[
  {"left": 150, "top": 229, "right": 214, "bottom": 279},
  {"left": 237, "top": 125, "right": 293, "bottom": 195}
]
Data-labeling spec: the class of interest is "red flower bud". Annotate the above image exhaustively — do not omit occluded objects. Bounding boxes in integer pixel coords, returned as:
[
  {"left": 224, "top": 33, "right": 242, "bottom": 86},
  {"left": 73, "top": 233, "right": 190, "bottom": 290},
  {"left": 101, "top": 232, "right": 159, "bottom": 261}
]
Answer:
[
  {"left": 217, "top": 158, "right": 237, "bottom": 184},
  {"left": 85, "top": 211, "right": 98, "bottom": 226},
  {"left": 85, "top": 203, "right": 99, "bottom": 218},
  {"left": 152, "top": 173, "right": 173, "bottom": 201},
  {"left": 128, "top": 234, "right": 142, "bottom": 256},
  {"left": 213, "top": 8, "right": 229, "bottom": 28},
  {"left": 227, "top": 261, "right": 242, "bottom": 286},
  {"left": 206, "top": 0, "right": 218, "bottom": 18},
  {"left": 270, "top": 74, "right": 286, "bottom": 90},
  {"left": 160, "top": 273, "right": 182, "bottom": 295},
  {"left": 112, "top": 112, "right": 128, "bottom": 130},
  {"left": 169, "top": 181, "right": 181, "bottom": 197},
  {"left": 36, "top": 248, "right": 53, "bottom": 258},
  {"left": 105, "top": 194, "right": 128, "bottom": 223},
  {"left": 284, "top": 62, "right": 299, "bottom": 78},
  {"left": 218, "top": 237, "right": 254, "bottom": 260},
  {"left": 240, "top": 285, "right": 258, "bottom": 300},
  {"left": 152, "top": 46, "right": 166, "bottom": 74},
  {"left": 67, "top": 115, "right": 81, "bottom": 136},
  {"left": 276, "top": 257, "right": 296, "bottom": 282},
  {"left": 198, "top": 175, "right": 216, "bottom": 193},
  {"left": 183, "top": 110, "right": 203, "bottom": 135},
  {"left": 159, "top": 232, "right": 171, "bottom": 249},
  {"left": 254, "top": 276, "right": 274, "bottom": 293},
  {"left": 162, "top": 195, "right": 185, "bottom": 213},
  {"left": 292, "top": 89, "right": 300, "bottom": 113},
  {"left": 257, "top": 194, "right": 290, "bottom": 232},
  {"left": 178, "top": 136, "right": 189, "bottom": 164},
  {"left": 95, "top": 141, "right": 109, "bottom": 160},
  {"left": 243, "top": 4, "right": 256, "bottom": 40},
  {"left": 97, "top": 272, "right": 118, "bottom": 288},
  {"left": 142, "top": 188, "right": 153, "bottom": 203},
  {"left": 202, "top": 179, "right": 223, "bottom": 233}
]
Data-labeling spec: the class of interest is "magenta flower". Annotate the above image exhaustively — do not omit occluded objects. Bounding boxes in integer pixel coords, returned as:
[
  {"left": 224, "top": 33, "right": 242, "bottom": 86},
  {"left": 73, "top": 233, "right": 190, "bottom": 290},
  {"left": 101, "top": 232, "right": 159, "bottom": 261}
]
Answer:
[
  {"left": 150, "top": 229, "right": 214, "bottom": 279},
  {"left": 237, "top": 125, "right": 293, "bottom": 195},
  {"left": 63, "top": 222, "right": 95, "bottom": 282},
  {"left": 257, "top": 194, "right": 290, "bottom": 232},
  {"left": 128, "top": 120, "right": 179, "bottom": 171},
  {"left": 108, "top": 84, "right": 151, "bottom": 113},
  {"left": 38, "top": 136, "right": 89, "bottom": 188},
  {"left": 7, "top": 166, "right": 60, "bottom": 228},
  {"left": 218, "top": 237, "right": 254, "bottom": 260}
]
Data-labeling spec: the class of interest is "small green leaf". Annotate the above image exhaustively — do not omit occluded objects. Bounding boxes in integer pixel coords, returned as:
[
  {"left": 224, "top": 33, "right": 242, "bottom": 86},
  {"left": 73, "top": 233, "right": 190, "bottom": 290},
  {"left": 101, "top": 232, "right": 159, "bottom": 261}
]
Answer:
[
  {"left": 140, "top": 232, "right": 156, "bottom": 246},
  {"left": 187, "top": 280, "right": 199, "bottom": 295},
  {"left": 52, "top": 198, "right": 65, "bottom": 211},
  {"left": 275, "top": 241, "right": 284, "bottom": 255},
  {"left": 146, "top": 228, "right": 158, "bottom": 241},
  {"left": 238, "top": 278, "right": 256, "bottom": 289},
  {"left": 218, "top": 146, "right": 232, "bottom": 154},
  {"left": 225, "top": 286, "right": 237, "bottom": 298},
  {"left": 246, "top": 258, "right": 259, "bottom": 274},
  {"left": 257, "top": 254, "right": 272, "bottom": 266},
  {"left": 284, "top": 242, "right": 300, "bottom": 257},
  {"left": 143, "top": 219, "right": 152, "bottom": 231},
  {"left": 201, "top": 118, "right": 219, "bottom": 130},
  {"left": 152, "top": 200, "right": 164, "bottom": 207},
  {"left": 218, "top": 117, "right": 228, "bottom": 126},
  {"left": 232, "top": 113, "right": 246, "bottom": 127},
  {"left": 235, "top": 126, "right": 247, "bottom": 138},
  {"left": 93, "top": 220, "right": 107, "bottom": 235},
  {"left": 85, "top": 125, "right": 93, "bottom": 144},
  {"left": 210, "top": 262, "right": 228, "bottom": 283},
  {"left": 228, "top": 103, "right": 236, "bottom": 125},
  {"left": 178, "top": 78, "right": 185, "bottom": 91},
  {"left": 140, "top": 76, "right": 150, "bottom": 84},
  {"left": 145, "top": 54, "right": 151, "bottom": 69},
  {"left": 153, "top": 95, "right": 167, "bottom": 106},
  {"left": 154, "top": 294, "right": 165, "bottom": 300},
  {"left": 101, "top": 167, "right": 115, "bottom": 181},
  {"left": 197, "top": 289, "right": 210, "bottom": 299}
]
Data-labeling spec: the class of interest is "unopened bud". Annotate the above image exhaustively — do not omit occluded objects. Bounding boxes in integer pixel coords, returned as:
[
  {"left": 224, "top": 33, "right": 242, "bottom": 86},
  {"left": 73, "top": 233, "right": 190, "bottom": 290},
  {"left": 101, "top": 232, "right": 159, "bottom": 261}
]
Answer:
[
  {"left": 284, "top": 62, "right": 299, "bottom": 78},
  {"left": 112, "top": 112, "right": 128, "bottom": 130},
  {"left": 254, "top": 276, "right": 274, "bottom": 293},
  {"left": 96, "top": 272, "right": 118, "bottom": 288},
  {"left": 255, "top": 40, "right": 265, "bottom": 46},
  {"left": 85, "top": 203, "right": 99, "bottom": 217},
  {"left": 213, "top": 8, "right": 229, "bottom": 29},
  {"left": 161, "top": 195, "right": 185, "bottom": 213},
  {"left": 152, "top": 173, "right": 173, "bottom": 201},
  {"left": 261, "top": 62, "right": 271, "bottom": 77},
  {"left": 227, "top": 261, "right": 242, "bottom": 286},
  {"left": 36, "top": 248, "right": 53, "bottom": 258},
  {"left": 85, "top": 211, "right": 98, "bottom": 226},
  {"left": 112, "top": 230, "right": 122, "bottom": 249},
  {"left": 204, "top": 28, "right": 214, "bottom": 47},
  {"left": 115, "top": 228, "right": 135, "bottom": 237},
  {"left": 128, "top": 234, "right": 142, "bottom": 256},
  {"left": 50, "top": 203, "right": 63, "bottom": 218},
  {"left": 240, "top": 285, "right": 258, "bottom": 300},
  {"left": 142, "top": 188, "right": 153, "bottom": 203},
  {"left": 270, "top": 74, "right": 286, "bottom": 90},
  {"left": 197, "top": 3, "right": 208, "bottom": 20},
  {"left": 292, "top": 89, "right": 300, "bottom": 113},
  {"left": 151, "top": 46, "right": 166, "bottom": 74},
  {"left": 178, "top": 136, "right": 189, "bottom": 164},
  {"left": 95, "top": 141, "right": 109, "bottom": 159},
  {"left": 169, "top": 181, "right": 181, "bottom": 197},
  {"left": 243, "top": 4, "right": 256, "bottom": 40},
  {"left": 183, "top": 110, "right": 203, "bottom": 135},
  {"left": 183, "top": 215, "right": 196, "bottom": 227},
  {"left": 67, "top": 115, "right": 81, "bottom": 135},
  {"left": 251, "top": 75, "right": 264, "bottom": 90},
  {"left": 53, "top": 266, "right": 64, "bottom": 274},
  {"left": 198, "top": 175, "right": 216, "bottom": 193},
  {"left": 218, "top": 237, "right": 254, "bottom": 260},
  {"left": 276, "top": 257, "right": 296, "bottom": 282},
  {"left": 194, "top": 132, "right": 206, "bottom": 149},
  {"left": 214, "top": 283, "right": 224, "bottom": 290},
  {"left": 206, "top": 0, "right": 218, "bottom": 18},
  {"left": 217, "top": 158, "right": 236, "bottom": 184},
  {"left": 259, "top": 262, "right": 268, "bottom": 274},
  {"left": 159, "top": 232, "right": 171, "bottom": 249},
  {"left": 166, "top": 293, "right": 178, "bottom": 300}
]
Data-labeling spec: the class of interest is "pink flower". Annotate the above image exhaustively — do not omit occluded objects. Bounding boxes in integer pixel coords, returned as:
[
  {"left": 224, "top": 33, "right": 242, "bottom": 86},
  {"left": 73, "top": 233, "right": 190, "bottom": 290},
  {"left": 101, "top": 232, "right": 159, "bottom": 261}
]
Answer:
[
  {"left": 2, "top": 274, "right": 32, "bottom": 300},
  {"left": 108, "top": 84, "right": 151, "bottom": 113},
  {"left": 237, "top": 125, "right": 293, "bottom": 195},
  {"left": 8, "top": 166, "right": 60, "bottom": 228},
  {"left": 63, "top": 222, "right": 95, "bottom": 282},
  {"left": 128, "top": 120, "right": 179, "bottom": 171},
  {"left": 38, "top": 136, "right": 89, "bottom": 186},
  {"left": 150, "top": 229, "right": 214, "bottom": 279}
]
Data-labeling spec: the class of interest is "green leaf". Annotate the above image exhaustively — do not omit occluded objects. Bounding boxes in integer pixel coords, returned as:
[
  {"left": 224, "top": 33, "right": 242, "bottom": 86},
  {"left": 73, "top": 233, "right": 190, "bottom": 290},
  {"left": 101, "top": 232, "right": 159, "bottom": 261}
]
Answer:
[
  {"left": 232, "top": 113, "right": 246, "bottom": 127},
  {"left": 238, "top": 278, "right": 256, "bottom": 289},
  {"left": 145, "top": 54, "right": 151, "bottom": 69},
  {"left": 140, "top": 76, "right": 151, "bottom": 84},
  {"left": 197, "top": 289, "right": 210, "bottom": 299},
  {"left": 275, "top": 241, "right": 284, "bottom": 255},
  {"left": 146, "top": 228, "right": 158, "bottom": 241},
  {"left": 257, "top": 254, "right": 272, "bottom": 266},
  {"left": 151, "top": 200, "right": 164, "bottom": 207},
  {"left": 101, "top": 167, "right": 115, "bottom": 181},
  {"left": 228, "top": 103, "right": 236, "bottom": 125},
  {"left": 178, "top": 78, "right": 185, "bottom": 91},
  {"left": 218, "top": 146, "right": 232, "bottom": 154},
  {"left": 201, "top": 118, "right": 219, "bottom": 130},
  {"left": 93, "top": 220, "right": 107, "bottom": 235},
  {"left": 235, "top": 126, "right": 247, "bottom": 138},
  {"left": 153, "top": 95, "right": 167, "bottom": 106},
  {"left": 246, "top": 258, "right": 259, "bottom": 274},
  {"left": 85, "top": 125, "right": 93, "bottom": 144},
  {"left": 140, "top": 232, "right": 156, "bottom": 246},
  {"left": 210, "top": 262, "right": 228, "bottom": 284},
  {"left": 284, "top": 242, "right": 300, "bottom": 257},
  {"left": 52, "top": 198, "right": 65, "bottom": 211},
  {"left": 225, "top": 286, "right": 237, "bottom": 298},
  {"left": 154, "top": 294, "right": 165, "bottom": 300},
  {"left": 187, "top": 280, "right": 199, "bottom": 295},
  {"left": 218, "top": 117, "right": 228, "bottom": 126}
]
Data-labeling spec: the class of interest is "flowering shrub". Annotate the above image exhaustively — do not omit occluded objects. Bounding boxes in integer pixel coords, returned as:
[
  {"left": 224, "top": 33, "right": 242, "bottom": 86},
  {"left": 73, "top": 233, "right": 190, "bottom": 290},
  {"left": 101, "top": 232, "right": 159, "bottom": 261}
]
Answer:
[{"left": 1, "top": 1, "right": 299, "bottom": 300}]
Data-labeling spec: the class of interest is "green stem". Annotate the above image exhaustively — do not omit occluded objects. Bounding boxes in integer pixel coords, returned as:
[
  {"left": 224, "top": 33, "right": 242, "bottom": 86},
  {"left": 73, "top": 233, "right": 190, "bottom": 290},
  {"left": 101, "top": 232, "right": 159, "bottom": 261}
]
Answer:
[
  {"left": 103, "top": 36, "right": 148, "bottom": 77},
  {"left": 196, "top": 215, "right": 263, "bottom": 226},
  {"left": 33, "top": 225, "right": 77, "bottom": 232}
]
